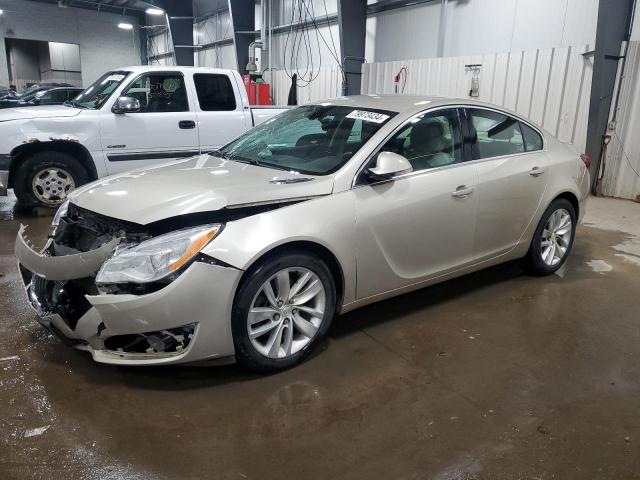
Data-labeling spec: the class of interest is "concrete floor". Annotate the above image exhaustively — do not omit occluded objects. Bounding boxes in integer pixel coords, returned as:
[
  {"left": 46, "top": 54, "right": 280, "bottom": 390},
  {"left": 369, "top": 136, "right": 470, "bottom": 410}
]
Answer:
[{"left": 1, "top": 192, "right": 640, "bottom": 480}]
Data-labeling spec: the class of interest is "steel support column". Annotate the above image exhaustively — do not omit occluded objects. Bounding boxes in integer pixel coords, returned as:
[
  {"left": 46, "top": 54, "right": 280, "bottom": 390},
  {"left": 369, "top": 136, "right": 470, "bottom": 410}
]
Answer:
[
  {"left": 338, "top": 0, "right": 367, "bottom": 96},
  {"left": 229, "top": 0, "right": 256, "bottom": 76},
  {"left": 586, "top": 0, "right": 635, "bottom": 185},
  {"left": 161, "top": 0, "right": 195, "bottom": 66}
]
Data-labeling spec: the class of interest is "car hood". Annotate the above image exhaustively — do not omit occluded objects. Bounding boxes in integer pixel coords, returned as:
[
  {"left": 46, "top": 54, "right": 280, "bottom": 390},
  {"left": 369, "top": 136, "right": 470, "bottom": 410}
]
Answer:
[
  {"left": 69, "top": 154, "right": 335, "bottom": 225},
  {"left": 0, "top": 105, "right": 82, "bottom": 122}
]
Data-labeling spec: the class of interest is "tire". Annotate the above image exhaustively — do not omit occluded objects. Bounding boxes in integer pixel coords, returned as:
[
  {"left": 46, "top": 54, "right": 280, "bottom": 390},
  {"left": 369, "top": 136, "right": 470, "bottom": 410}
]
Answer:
[
  {"left": 523, "top": 198, "right": 577, "bottom": 275},
  {"left": 232, "top": 252, "right": 336, "bottom": 372},
  {"left": 13, "top": 151, "right": 90, "bottom": 207}
]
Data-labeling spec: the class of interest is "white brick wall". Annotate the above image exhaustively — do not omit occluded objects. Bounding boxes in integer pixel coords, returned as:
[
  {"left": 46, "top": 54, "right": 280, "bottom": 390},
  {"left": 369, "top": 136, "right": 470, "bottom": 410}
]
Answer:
[{"left": 0, "top": 0, "right": 142, "bottom": 87}]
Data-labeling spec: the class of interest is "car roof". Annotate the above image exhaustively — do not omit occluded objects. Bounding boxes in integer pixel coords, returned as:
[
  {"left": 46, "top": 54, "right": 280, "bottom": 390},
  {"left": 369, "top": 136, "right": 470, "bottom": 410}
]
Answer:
[
  {"left": 306, "top": 94, "right": 544, "bottom": 130},
  {"left": 118, "top": 65, "right": 236, "bottom": 76}
]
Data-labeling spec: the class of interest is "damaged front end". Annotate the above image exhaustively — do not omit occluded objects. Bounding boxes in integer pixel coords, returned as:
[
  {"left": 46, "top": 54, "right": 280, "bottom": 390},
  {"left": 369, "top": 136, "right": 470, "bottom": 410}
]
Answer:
[{"left": 15, "top": 204, "right": 203, "bottom": 363}]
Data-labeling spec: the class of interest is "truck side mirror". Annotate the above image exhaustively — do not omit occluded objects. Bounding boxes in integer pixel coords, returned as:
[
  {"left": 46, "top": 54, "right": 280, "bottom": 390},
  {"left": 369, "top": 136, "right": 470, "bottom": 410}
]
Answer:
[
  {"left": 366, "top": 151, "right": 413, "bottom": 181},
  {"left": 112, "top": 96, "right": 141, "bottom": 114}
]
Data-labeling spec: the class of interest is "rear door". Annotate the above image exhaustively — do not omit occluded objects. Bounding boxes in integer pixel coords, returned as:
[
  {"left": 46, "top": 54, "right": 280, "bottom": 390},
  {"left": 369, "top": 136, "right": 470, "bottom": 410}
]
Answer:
[
  {"left": 466, "top": 107, "right": 548, "bottom": 261},
  {"left": 191, "top": 72, "right": 249, "bottom": 151},
  {"left": 99, "top": 71, "right": 199, "bottom": 175}
]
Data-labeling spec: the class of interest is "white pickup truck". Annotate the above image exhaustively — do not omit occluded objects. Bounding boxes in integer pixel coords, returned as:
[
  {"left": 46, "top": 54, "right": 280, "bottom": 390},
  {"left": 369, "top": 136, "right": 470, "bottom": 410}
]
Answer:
[{"left": 0, "top": 66, "right": 288, "bottom": 206}]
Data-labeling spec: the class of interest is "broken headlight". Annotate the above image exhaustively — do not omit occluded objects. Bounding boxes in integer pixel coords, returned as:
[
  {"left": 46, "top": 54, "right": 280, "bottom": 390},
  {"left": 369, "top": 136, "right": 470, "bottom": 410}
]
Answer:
[
  {"left": 52, "top": 200, "right": 69, "bottom": 226},
  {"left": 96, "top": 224, "right": 223, "bottom": 284}
]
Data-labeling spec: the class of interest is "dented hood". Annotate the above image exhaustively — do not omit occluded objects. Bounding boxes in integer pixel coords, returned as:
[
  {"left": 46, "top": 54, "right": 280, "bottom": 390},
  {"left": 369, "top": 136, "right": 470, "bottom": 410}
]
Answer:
[
  {"left": 0, "top": 105, "right": 82, "bottom": 122},
  {"left": 68, "top": 154, "right": 335, "bottom": 224}
]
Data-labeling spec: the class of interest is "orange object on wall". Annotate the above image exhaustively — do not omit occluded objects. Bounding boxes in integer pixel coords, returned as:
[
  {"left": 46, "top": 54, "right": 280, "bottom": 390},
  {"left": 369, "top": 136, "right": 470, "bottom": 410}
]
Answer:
[{"left": 243, "top": 74, "right": 271, "bottom": 105}]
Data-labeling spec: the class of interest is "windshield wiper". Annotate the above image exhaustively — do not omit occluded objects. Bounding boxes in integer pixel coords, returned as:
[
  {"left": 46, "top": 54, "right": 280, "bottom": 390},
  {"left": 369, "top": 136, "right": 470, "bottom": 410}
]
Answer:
[
  {"left": 253, "top": 160, "right": 299, "bottom": 172},
  {"left": 208, "top": 150, "right": 299, "bottom": 173},
  {"left": 209, "top": 150, "right": 258, "bottom": 166}
]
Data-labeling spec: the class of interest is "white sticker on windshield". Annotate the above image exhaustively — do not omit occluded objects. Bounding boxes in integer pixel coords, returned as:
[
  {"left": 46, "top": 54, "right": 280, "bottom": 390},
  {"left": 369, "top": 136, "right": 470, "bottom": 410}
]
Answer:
[
  {"left": 103, "top": 74, "right": 125, "bottom": 83},
  {"left": 346, "top": 110, "right": 390, "bottom": 124}
]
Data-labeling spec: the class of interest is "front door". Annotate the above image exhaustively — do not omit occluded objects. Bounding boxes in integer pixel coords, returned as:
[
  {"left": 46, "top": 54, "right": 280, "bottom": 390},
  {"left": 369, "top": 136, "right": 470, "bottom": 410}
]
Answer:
[
  {"left": 354, "top": 108, "right": 479, "bottom": 300},
  {"left": 466, "top": 108, "right": 549, "bottom": 261},
  {"left": 100, "top": 71, "right": 200, "bottom": 175}
]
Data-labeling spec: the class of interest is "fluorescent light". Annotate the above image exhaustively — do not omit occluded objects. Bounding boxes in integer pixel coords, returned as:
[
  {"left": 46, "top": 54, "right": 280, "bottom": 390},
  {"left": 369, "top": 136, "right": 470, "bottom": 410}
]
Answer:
[
  {"left": 146, "top": 7, "right": 164, "bottom": 15},
  {"left": 0, "top": 9, "right": 4, "bottom": 15},
  {"left": 118, "top": 22, "right": 134, "bottom": 30}
]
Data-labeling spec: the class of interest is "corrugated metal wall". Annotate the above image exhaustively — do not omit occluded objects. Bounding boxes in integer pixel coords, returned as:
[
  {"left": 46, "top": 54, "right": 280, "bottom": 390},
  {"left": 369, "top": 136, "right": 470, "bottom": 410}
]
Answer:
[
  {"left": 361, "top": 44, "right": 594, "bottom": 151},
  {"left": 193, "top": 11, "right": 236, "bottom": 69},
  {"left": 264, "top": 65, "right": 342, "bottom": 105},
  {"left": 600, "top": 41, "right": 640, "bottom": 201}
]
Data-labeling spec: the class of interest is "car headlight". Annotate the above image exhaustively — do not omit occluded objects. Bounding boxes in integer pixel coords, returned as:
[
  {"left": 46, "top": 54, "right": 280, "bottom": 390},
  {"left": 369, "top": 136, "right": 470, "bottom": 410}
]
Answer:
[
  {"left": 52, "top": 200, "right": 69, "bottom": 226},
  {"left": 96, "top": 224, "right": 223, "bottom": 284}
]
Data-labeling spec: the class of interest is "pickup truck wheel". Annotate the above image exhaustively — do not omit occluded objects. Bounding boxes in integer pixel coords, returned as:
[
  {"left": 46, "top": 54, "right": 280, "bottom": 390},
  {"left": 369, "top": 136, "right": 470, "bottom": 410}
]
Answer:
[
  {"left": 232, "top": 252, "right": 336, "bottom": 372},
  {"left": 14, "top": 152, "right": 89, "bottom": 207}
]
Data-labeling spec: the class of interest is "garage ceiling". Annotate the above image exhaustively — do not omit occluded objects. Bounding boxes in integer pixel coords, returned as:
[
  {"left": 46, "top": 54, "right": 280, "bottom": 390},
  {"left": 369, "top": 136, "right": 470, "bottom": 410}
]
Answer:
[{"left": 27, "top": 0, "right": 159, "bottom": 15}]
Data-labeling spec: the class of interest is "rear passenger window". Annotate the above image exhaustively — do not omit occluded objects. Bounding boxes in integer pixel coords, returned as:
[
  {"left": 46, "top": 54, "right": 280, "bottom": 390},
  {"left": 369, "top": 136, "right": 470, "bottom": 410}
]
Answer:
[
  {"left": 193, "top": 74, "right": 236, "bottom": 111},
  {"left": 468, "top": 109, "right": 525, "bottom": 159},
  {"left": 521, "top": 122, "right": 543, "bottom": 151}
]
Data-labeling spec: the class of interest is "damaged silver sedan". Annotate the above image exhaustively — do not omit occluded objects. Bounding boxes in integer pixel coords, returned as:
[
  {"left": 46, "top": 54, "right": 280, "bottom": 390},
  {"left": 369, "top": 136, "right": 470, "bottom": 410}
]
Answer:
[{"left": 15, "top": 96, "right": 590, "bottom": 371}]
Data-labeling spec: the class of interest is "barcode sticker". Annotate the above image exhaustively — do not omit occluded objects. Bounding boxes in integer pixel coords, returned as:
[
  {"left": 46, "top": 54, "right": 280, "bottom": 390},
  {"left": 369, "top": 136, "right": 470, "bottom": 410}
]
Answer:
[{"left": 346, "top": 110, "right": 390, "bottom": 124}]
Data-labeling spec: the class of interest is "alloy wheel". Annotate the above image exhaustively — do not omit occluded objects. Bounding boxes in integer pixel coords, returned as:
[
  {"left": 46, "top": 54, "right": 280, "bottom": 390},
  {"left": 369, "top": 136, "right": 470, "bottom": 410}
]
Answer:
[
  {"left": 247, "top": 267, "right": 326, "bottom": 359},
  {"left": 541, "top": 208, "right": 572, "bottom": 267},
  {"left": 32, "top": 167, "right": 75, "bottom": 206}
]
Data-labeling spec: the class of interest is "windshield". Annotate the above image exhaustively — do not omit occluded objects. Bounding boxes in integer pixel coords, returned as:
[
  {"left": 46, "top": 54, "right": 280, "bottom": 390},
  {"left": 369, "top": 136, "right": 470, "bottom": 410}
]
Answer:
[
  {"left": 218, "top": 105, "right": 396, "bottom": 175},
  {"left": 15, "top": 85, "right": 42, "bottom": 99},
  {"left": 71, "top": 71, "right": 130, "bottom": 109}
]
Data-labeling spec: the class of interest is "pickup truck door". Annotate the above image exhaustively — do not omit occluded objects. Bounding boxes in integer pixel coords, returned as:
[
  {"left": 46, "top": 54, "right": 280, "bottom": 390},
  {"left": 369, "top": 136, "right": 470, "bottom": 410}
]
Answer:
[
  {"left": 190, "top": 72, "right": 251, "bottom": 152},
  {"left": 99, "top": 71, "right": 200, "bottom": 175}
]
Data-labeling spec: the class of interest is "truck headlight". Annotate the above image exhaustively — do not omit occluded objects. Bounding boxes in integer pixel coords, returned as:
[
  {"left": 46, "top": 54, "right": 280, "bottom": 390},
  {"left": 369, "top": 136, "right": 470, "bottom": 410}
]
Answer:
[
  {"left": 96, "top": 224, "right": 223, "bottom": 284},
  {"left": 52, "top": 200, "right": 69, "bottom": 226}
]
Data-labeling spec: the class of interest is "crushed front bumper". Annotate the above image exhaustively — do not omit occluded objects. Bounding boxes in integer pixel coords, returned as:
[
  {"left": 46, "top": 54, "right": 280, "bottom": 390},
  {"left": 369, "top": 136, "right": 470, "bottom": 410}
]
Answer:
[{"left": 15, "top": 225, "right": 241, "bottom": 365}]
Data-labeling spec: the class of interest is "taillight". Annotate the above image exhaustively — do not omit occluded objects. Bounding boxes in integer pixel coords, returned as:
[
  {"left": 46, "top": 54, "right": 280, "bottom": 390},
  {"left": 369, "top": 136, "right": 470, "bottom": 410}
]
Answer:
[{"left": 580, "top": 153, "right": 591, "bottom": 169}]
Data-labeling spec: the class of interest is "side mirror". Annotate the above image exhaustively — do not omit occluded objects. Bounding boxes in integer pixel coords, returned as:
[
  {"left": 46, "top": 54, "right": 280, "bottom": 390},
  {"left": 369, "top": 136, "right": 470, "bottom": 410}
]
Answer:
[
  {"left": 111, "top": 96, "right": 141, "bottom": 114},
  {"left": 30, "top": 98, "right": 41, "bottom": 106},
  {"left": 367, "top": 151, "right": 413, "bottom": 181}
]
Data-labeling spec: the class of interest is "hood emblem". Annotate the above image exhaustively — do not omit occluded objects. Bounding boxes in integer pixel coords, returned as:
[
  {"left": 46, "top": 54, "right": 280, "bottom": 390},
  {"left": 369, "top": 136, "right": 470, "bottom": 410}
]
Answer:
[{"left": 269, "top": 177, "right": 314, "bottom": 185}]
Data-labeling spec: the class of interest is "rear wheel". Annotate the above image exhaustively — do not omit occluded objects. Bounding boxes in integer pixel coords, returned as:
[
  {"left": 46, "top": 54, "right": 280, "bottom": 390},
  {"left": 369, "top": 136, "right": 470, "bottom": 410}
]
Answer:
[
  {"left": 232, "top": 252, "right": 336, "bottom": 372},
  {"left": 524, "top": 198, "right": 576, "bottom": 275},
  {"left": 14, "top": 151, "right": 89, "bottom": 207}
]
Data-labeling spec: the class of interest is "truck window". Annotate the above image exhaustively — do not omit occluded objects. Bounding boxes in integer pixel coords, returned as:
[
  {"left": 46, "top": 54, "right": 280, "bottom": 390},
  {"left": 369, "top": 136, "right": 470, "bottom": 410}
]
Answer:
[
  {"left": 193, "top": 74, "right": 236, "bottom": 111},
  {"left": 122, "top": 73, "right": 189, "bottom": 113}
]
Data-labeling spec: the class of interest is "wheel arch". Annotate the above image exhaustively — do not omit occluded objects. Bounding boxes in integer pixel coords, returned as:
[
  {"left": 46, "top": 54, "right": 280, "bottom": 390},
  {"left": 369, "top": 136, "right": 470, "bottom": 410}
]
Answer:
[
  {"left": 8, "top": 141, "right": 98, "bottom": 188},
  {"left": 236, "top": 240, "right": 346, "bottom": 314},
  {"left": 552, "top": 190, "right": 580, "bottom": 218}
]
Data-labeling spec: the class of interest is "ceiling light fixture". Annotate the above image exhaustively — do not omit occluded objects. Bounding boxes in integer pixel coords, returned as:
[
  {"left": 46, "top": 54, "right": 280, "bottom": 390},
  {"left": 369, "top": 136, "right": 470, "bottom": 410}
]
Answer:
[
  {"left": 146, "top": 7, "right": 164, "bottom": 15},
  {"left": 118, "top": 22, "right": 134, "bottom": 30}
]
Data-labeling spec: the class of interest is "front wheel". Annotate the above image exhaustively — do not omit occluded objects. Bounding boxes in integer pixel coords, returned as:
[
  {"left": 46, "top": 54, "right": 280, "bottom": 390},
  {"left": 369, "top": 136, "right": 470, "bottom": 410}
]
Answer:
[
  {"left": 13, "top": 151, "right": 89, "bottom": 207},
  {"left": 524, "top": 198, "right": 577, "bottom": 275},
  {"left": 231, "top": 252, "right": 336, "bottom": 372}
]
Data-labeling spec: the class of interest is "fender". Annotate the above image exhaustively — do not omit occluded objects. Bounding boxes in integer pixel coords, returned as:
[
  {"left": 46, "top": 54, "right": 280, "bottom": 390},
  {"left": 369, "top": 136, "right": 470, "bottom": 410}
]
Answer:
[{"left": 1, "top": 111, "right": 106, "bottom": 186}]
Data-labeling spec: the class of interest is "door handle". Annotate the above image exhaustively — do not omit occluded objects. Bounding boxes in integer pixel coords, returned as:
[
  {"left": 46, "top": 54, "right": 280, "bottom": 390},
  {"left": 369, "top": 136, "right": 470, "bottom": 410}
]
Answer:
[
  {"left": 529, "top": 166, "right": 546, "bottom": 177},
  {"left": 451, "top": 185, "right": 474, "bottom": 198},
  {"left": 179, "top": 120, "right": 196, "bottom": 129}
]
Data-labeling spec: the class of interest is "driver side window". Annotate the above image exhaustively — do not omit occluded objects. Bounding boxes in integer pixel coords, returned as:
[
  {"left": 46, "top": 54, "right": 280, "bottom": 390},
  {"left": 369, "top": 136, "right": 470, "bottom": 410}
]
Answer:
[
  {"left": 380, "top": 109, "right": 463, "bottom": 172},
  {"left": 122, "top": 73, "right": 189, "bottom": 113}
]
